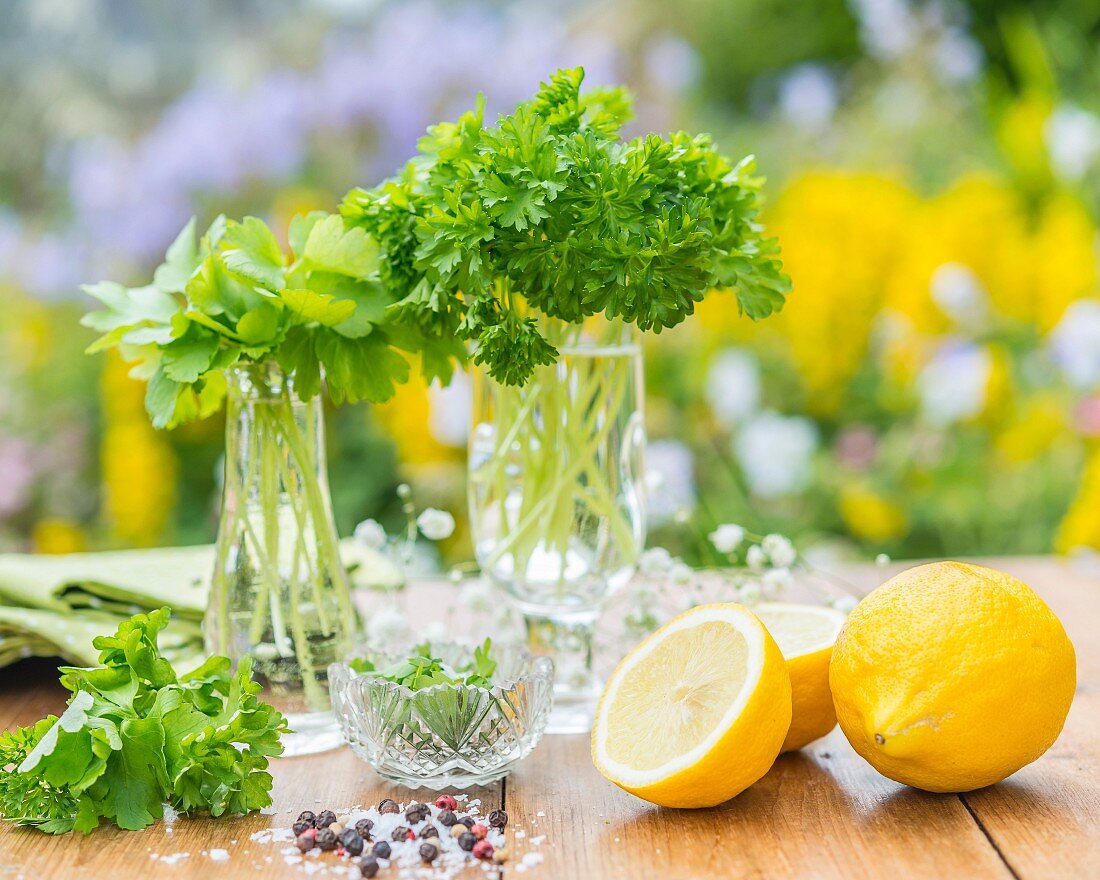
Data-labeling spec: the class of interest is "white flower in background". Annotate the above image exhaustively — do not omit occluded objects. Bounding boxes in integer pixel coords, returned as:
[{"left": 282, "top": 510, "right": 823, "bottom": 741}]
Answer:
[
  {"left": 1045, "top": 105, "right": 1100, "bottom": 182},
  {"left": 645, "top": 439, "right": 696, "bottom": 526},
  {"left": 735, "top": 411, "right": 819, "bottom": 498},
  {"left": 428, "top": 372, "right": 471, "bottom": 447},
  {"left": 366, "top": 606, "right": 410, "bottom": 645},
  {"left": 933, "top": 29, "right": 982, "bottom": 84},
  {"left": 917, "top": 340, "right": 991, "bottom": 426},
  {"left": 708, "top": 523, "right": 745, "bottom": 554},
  {"left": 779, "top": 64, "right": 838, "bottom": 132},
  {"left": 638, "top": 547, "right": 675, "bottom": 577},
  {"left": 1050, "top": 299, "right": 1100, "bottom": 390},
  {"left": 644, "top": 34, "right": 700, "bottom": 94},
  {"left": 762, "top": 534, "right": 797, "bottom": 568},
  {"left": 421, "top": 621, "right": 448, "bottom": 643},
  {"left": 930, "top": 263, "right": 988, "bottom": 326},
  {"left": 762, "top": 567, "right": 793, "bottom": 596},
  {"left": 353, "top": 517, "right": 387, "bottom": 550},
  {"left": 849, "top": 0, "right": 916, "bottom": 60},
  {"left": 875, "top": 553, "right": 892, "bottom": 566},
  {"left": 417, "top": 508, "right": 455, "bottom": 541},
  {"left": 746, "top": 544, "right": 767, "bottom": 571},
  {"left": 458, "top": 579, "right": 495, "bottom": 612},
  {"left": 705, "top": 349, "right": 761, "bottom": 428}
]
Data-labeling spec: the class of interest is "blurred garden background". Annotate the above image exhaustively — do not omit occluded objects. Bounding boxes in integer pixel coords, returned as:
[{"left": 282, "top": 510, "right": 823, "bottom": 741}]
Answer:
[{"left": 2, "top": 0, "right": 1100, "bottom": 567}]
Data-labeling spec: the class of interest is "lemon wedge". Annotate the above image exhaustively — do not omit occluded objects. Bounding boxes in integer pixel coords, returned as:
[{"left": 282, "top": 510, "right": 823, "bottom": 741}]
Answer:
[
  {"left": 591, "top": 603, "right": 792, "bottom": 807},
  {"left": 756, "top": 602, "right": 847, "bottom": 752}
]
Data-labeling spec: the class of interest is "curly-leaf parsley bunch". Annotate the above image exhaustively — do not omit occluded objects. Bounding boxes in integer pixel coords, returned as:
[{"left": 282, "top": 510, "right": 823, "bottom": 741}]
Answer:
[
  {"left": 0, "top": 609, "right": 288, "bottom": 834},
  {"left": 341, "top": 66, "right": 790, "bottom": 386},
  {"left": 81, "top": 212, "right": 461, "bottom": 429}
]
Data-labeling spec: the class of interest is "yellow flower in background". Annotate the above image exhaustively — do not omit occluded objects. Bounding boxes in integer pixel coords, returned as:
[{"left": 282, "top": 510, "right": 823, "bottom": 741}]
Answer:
[
  {"left": 1056, "top": 448, "right": 1100, "bottom": 554},
  {"left": 764, "top": 173, "right": 917, "bottom": 415},
  {"left": 100, "top": 353, "right": 178, "bottom": 546},
  {"left": 995, "top": 396, "right": 1069, "bottom": 463},
  {"left": 32, "top": 518, "right": 88, "bottom": 554},
  {"left": 1032, "top": 193, "right": 1098, "bottom": 331},
  {"left": 839, "top": 486, "right": 908, "bottom": 544},
  {"left": 371, "top": 365, "right": 462, "bottom": 467}
]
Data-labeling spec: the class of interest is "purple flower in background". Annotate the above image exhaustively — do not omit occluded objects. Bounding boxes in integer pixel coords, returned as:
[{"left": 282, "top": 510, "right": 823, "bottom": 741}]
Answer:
[{"left": 0, "top": 437, "right": 36, "bottom": 518}]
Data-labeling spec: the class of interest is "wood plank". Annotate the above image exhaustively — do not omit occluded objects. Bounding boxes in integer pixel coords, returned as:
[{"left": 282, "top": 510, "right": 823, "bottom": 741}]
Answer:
[
  {"left": 506, "top": 731, "right": 1013, "bottom": 880},
  {"left": 0, "top": 661, "right": 502, "bottom": 879}
]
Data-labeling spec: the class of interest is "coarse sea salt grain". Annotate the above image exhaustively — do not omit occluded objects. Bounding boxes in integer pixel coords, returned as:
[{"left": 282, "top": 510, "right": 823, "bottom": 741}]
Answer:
[{"left": 209, "top": 848, "right": 230, "bottom": 862}]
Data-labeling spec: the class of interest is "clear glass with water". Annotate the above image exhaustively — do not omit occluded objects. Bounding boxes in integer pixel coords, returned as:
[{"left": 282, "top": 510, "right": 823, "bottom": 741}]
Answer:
[
  {"left": 468, "top": 318, "right": 647, "bottom": 732},
  {"left": 204, "top": 362, "right": 356, "bottom": 756}
]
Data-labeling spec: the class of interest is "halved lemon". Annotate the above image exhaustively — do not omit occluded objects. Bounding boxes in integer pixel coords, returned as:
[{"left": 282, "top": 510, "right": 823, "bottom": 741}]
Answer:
[
  {"left": 756, "top": 602, "right": 847, "bottom": 752},
  {"left": 591, "top": 603, "right": 792, "bottom": 808}
]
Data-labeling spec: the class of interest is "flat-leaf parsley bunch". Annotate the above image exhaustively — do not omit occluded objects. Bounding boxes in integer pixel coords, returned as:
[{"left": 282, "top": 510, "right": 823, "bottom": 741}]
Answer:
[
  {"left": 0, "top": 609, "right": 288, "bottom": 834},
  {"left": 341, "top": 66, "right": 790, "bottom": 386},
  {"left": 82, "top": 213, "right": 461, "bottom": 428}
]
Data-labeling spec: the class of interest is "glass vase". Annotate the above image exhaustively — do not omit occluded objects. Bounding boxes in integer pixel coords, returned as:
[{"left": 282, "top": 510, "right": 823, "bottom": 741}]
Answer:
[
  {"left": 468, "top": 318, "right": 646, "bottom": 733},
  {"left": 204, "top": 361, "right": 357, "bottom": 756}
]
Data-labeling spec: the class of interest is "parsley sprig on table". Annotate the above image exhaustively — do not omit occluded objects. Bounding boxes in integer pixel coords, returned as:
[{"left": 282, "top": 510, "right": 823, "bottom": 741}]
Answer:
[
  {"left": 350, "top": 638, "right": 498, "bottom": 690},
  {"left": 0, "top": 609, "right": 289, "bottom": 834},
  {"left": 341, "top": 66, "right": 790, "bottom": 386}
]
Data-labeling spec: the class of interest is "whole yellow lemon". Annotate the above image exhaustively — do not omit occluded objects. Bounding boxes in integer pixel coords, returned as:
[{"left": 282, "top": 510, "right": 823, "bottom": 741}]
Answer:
[{"left": 830, "top": 562, "right": 1076, "bottom": 792}]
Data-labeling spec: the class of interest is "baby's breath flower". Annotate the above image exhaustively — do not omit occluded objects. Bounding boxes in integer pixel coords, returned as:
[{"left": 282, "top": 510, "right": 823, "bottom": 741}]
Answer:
[
  {"left": 832, "top": 594, "right": 859, "bottom": 613},
  {"left": 638, "top": 547, "right": 675, "bottom": 576},
  {"left": 669, "top": 561, "right": 694, "bottom": 584},
  {"left": 738, "top": 581, "right": 762, "bottom": 604},
  {"left": 708, "top": 523, "right": 745, "bottom": 554},
  {"left": 746, "top": 544, "right": 767, "bottom": 571},
  {"left": 353, "top": 518, "right": 388, "bottom": 550},
  {"left": 762, "top": 533, "right": 797, "bottom": 568},
  {"left": 762, "top": 567, "right": 793, "bottom": 596},
  {"left": 875, "top": 553, "right": 891, "bottom": 566},
  {"left": 366, "top": 606, "right": 410, "bottom": 645},
  {"left": 416, "top": 508, "right": 455, "bottom": 541}
]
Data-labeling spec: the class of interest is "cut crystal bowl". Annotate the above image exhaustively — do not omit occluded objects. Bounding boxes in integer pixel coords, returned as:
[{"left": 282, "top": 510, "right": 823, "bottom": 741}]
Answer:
[{"left": 329, "top": 642, "right": 553, "bottom": 789}]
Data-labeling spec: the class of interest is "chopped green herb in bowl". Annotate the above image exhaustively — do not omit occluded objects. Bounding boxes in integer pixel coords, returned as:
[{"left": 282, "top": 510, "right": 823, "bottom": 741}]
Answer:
[{"left": 330, "top": 641, "right": 552, "bottom": 789}]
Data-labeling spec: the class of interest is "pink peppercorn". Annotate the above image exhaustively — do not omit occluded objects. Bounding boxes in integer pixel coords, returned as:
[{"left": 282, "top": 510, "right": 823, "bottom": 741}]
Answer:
[
  {"left": 434, "top": 795, "right": 458, "bottom": 811},
  {"left": 470, "top": 823, "right": 489, "bottom": 840},
  {"left": 302, "top": 827, "right": 318, "bottom": 840},
  {"left": 472, "top": 840, "right": 495, "bottom": 861}
]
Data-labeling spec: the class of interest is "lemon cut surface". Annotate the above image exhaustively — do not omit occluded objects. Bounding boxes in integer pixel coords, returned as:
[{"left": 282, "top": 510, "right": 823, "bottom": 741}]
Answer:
[
  {"left": 592, "top": 603, "right": 791, "bottom": 808},
  {"left": 756, "top": 602, "right": 847, "bottom": 752}
]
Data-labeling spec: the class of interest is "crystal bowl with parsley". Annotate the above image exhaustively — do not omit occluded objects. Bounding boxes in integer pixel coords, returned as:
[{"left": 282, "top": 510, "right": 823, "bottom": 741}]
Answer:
[{"left": 329, "top": 639, "right": 552, "bottom": 788}]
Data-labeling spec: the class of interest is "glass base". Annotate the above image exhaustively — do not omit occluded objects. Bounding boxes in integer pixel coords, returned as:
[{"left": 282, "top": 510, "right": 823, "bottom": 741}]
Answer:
[
  {"left": 279, "top": 710, "right": 345, "bottom": 757},
  {"left": 374, "top": 767, "right": 511, "bottom": 790}
]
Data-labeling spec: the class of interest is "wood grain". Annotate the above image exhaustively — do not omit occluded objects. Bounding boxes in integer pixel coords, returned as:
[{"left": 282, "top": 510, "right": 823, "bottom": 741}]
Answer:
[{"left": 0, "top": 557, "right": 1097, "bottom": 879}]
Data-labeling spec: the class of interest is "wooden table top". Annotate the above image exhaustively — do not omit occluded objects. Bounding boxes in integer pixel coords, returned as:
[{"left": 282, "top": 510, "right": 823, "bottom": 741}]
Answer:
[{"left": 0, "top": 557, "right": 1097, "bottom": 879}]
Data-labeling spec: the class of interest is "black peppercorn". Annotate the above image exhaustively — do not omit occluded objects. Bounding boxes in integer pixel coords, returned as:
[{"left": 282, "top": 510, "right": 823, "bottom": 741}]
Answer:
[
  {"left": 377, "top": 798, "right": 400, "bottom": 814},
  {"left": 296, "top": 810, "right": 317, "bottom": 827},
  {"left": 371, "top": 840, "right": 391, "bottom": 859},
  {"left": 295, "top": 833, "right": 315, "bottom": 853},
  {"left": 340, "top": 829, "right": 364, "bottom": 856},
  {"left": 316, "top": 809, "right": 337, "bottom": 828},
  {"left": 437, "top": 809, "right": 458, "bottom": 827},
  {"left": 419, "top": 842, "right": 439, "bottom": 863},
  {"left": 419, "top": 824, "right": 439, "bottom": 839},
  {"left": 360, "top": 856, "right": 380, "bottom": 878},
  {"left": 459, "top": 815, "right": 475, "bottom": 829},
  {"left": 458, "top": 831, "right": 477, "bottom": 852},
  {"left": 354, "top": 818, "right": 374, "bottom": 838},
  {"left": 405, "top": 802, "right": 430, "bottom": 824},
  {"left": 391, "top": 825, "right": 411, "bottom": 842},
  {"left": 292, "top": 819, "right": 312, "bottom": 836},
  {"left": 487, "top": 809, "right": 508, "bottom": 829},
  {"left": 315, "top": 827, "right": 338, "bottom": 851}
]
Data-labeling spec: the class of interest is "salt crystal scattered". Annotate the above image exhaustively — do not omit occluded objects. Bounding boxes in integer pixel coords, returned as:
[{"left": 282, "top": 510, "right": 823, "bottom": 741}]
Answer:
[
  {"left": 536, "top": 811, "right": 545, "bottom": 817},
  {"left": 209, "top": 849, "right": 230, "bottom": 862},
  {"left": 530, "top": 835, "right": 546, "bottom": 846}
]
